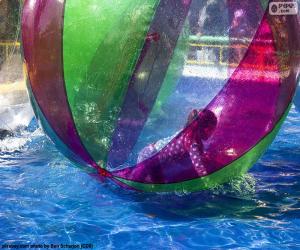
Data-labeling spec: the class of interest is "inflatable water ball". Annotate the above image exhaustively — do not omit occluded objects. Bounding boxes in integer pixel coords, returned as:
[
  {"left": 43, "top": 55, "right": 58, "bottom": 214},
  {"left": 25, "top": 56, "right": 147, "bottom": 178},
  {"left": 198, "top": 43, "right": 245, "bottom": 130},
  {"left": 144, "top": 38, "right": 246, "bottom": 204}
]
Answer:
[{"left": 22, "top": 0, "right": 300, "bottom": 192}]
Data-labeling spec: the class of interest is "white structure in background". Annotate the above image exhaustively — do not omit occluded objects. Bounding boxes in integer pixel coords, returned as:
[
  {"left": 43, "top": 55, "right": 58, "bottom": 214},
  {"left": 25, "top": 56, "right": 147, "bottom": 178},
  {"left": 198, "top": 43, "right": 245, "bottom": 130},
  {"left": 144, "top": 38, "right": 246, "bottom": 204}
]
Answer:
[{"left": 0, "top": 48, "right": 34, "bottom": 131}]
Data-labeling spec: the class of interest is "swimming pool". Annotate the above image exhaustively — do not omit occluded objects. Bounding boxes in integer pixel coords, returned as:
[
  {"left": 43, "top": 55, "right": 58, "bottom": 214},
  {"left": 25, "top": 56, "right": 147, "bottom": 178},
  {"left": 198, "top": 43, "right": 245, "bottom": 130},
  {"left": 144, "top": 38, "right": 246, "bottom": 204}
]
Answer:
[{"left": 0, "top": 105, "right": 300, "bottom": 249}]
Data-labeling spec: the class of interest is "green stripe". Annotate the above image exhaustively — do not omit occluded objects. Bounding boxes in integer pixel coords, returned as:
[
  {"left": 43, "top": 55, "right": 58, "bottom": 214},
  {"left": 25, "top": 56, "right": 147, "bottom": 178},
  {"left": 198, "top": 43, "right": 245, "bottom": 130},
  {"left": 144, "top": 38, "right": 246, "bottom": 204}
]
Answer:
[
  {"left": 63, "top": 0, "right": 159, "bottom": 166},
  {"left": 114, "top": 105, "right": 290, "bottom": 192}
]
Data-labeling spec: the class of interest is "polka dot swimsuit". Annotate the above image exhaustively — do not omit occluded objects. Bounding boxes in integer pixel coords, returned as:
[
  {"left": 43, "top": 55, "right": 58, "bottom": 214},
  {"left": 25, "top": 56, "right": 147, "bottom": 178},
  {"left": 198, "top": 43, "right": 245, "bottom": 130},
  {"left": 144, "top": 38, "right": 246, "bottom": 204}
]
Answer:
[{"left": 158, "top": 126, "right": 207, "bottom": 175}]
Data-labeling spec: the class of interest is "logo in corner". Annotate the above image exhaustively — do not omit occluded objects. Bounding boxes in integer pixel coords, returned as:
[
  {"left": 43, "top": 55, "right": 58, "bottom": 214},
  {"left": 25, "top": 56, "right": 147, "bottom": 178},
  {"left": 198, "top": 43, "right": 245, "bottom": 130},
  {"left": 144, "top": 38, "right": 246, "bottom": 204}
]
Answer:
[{"left": 269, "top": 2, "right": 298, "bottom": 15}]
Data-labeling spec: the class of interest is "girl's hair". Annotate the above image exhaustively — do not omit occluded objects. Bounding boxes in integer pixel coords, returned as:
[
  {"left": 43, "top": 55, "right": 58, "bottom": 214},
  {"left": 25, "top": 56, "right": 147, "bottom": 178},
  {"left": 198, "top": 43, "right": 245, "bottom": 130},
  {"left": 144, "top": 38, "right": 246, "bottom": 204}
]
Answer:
[
  {"left": 186, "top": 109, "right": 218, "bottom": 140},
  {"left": 198, "top": 109, "right": 217, "bottom": 129}
]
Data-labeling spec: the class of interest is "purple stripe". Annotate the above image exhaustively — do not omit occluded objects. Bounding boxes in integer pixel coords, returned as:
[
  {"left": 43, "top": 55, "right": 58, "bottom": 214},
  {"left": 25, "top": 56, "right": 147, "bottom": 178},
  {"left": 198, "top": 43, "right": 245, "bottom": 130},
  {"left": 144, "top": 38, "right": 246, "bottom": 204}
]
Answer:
[
  {"left": 22, "top": 0, "right": 99, "bottom": 169},
  {"left": 26, "top": 81, "right": 88, "bottom": 167},
  {"left": 107, "top": 0, "right": 192, "bottom": 168}
]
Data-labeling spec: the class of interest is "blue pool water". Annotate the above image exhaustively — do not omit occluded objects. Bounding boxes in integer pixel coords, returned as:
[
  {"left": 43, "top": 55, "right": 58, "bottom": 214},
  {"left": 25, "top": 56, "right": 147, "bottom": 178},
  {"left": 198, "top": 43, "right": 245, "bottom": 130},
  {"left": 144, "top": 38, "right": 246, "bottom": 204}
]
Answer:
[{"left": 0, "top": 105, "right": 300, "bottom": 249}]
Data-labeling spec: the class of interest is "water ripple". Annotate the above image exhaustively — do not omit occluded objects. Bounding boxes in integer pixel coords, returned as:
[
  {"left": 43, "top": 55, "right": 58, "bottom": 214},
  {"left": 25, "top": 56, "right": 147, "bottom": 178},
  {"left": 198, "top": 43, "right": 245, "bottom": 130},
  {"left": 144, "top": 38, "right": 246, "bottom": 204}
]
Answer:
[{"left": 0, "top": 107, "right": 300, "bottom": 248}]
